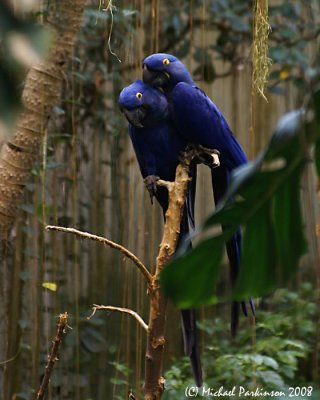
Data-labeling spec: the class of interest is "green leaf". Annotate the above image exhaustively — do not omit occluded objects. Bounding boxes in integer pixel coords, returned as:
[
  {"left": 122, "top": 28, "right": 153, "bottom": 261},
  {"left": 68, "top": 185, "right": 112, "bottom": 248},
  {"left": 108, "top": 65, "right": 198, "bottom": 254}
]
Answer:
[
  {"left": 272, "top": 174, "right": 307, "bottom": 283},
  {"left": 227, "top": 14, "right": 249, "bottom": 32},
  {"left": 269, "top": 47, "right": 290, "bottom": 63},
  {"left": 235, "top": 202, "right": 276, "bottom": 298},
  {"left": 265, "top": 110, "right": 304, "bottom": 161},
  {"left": 163, "top": 105, "right": 314, "bottom": 306},
  {"left": 110, "top": 361, "right": 132, "bottom": 376},
  {"left": 257, "top": 370, "right": 284, "bottom": 388},
  {"left": 110, "top": 378, "right": 128, "bottom": 385},
  {"left": 160, "top": 237, "right": 224, "bottom": 308}
]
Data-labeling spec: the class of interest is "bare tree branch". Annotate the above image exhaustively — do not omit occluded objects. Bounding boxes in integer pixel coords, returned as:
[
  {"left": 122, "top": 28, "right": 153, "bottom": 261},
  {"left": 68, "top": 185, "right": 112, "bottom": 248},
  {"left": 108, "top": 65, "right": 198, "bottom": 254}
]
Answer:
[
  {"left": 143, "top": 147, "right": 220, "bottom": 399},
  {"left": 36, "top": 312, "right": 69, "bottom": 400},
  {"left": 45, "top": 225, "right": 152, "bottom": 284},
  {"left": 89, "top": 305, "right": 148, "bottom": 332}
]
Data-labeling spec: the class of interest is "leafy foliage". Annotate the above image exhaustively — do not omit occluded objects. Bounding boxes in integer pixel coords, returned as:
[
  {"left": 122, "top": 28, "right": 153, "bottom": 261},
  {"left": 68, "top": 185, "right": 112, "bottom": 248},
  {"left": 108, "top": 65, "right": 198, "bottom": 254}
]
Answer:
[
  {"left": 161, "top": 87, "right": 320, "bottom": 307},
  {"left": 158, "top": 0, "right": 320, "bottom": 90},
  {"left": 163, "top": 285, "right": 320, "bottom": 399}
]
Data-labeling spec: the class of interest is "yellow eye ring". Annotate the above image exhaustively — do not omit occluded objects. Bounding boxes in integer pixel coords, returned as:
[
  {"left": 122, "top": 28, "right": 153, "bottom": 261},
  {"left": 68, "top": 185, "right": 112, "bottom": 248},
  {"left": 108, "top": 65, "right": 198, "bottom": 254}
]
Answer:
[
  {"left": 162, "top": 58, "right": 170, "bottom": 65},
  {"left": 136, "top": 92, "right": 143, "bottom": 100}
]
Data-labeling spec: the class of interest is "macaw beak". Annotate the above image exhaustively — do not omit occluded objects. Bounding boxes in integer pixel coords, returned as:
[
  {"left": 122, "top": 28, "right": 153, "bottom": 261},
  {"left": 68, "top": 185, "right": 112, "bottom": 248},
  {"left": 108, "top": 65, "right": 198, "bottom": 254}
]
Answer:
[
  {"left": 122, "top": 107, "right": 146, "bottom": 128},
  {"left": 143, "top": 64, "right": 170, "bottom": 88}
]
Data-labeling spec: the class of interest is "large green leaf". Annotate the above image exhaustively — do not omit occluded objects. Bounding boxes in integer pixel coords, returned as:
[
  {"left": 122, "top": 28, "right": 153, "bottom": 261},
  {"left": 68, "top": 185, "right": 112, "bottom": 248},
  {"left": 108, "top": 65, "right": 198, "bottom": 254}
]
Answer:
[
  {"left": 272, "top": 172, "right": 307, "bottom": 283},
  {"left": 234, "top": 202, "right": 276, "bottom": 299},
  {"left": 161, "top": 93, "right": 320, "bottom": 307},
  {"left": 160, "top": 236, "right": 224, "bottom": 308}
]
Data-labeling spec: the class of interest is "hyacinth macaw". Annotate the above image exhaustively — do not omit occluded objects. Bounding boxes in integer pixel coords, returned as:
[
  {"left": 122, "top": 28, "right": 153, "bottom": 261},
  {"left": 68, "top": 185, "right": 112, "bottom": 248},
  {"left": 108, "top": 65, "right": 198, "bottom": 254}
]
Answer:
[
  {"left": 142, "top": 53, "right": 255, "bottom": 336},
  {"left": 119, "top": 80, "right": 203, "bottom": 387}
]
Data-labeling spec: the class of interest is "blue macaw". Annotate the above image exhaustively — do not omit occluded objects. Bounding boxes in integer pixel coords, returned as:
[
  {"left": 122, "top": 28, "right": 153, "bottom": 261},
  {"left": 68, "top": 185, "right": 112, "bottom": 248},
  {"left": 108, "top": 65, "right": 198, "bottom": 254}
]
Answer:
[
  {"left": 119, "top": 80, "right": 203, "bottom": 387},
  {"left": 142, "top": 53, "right": 255, "bottom": 336}
]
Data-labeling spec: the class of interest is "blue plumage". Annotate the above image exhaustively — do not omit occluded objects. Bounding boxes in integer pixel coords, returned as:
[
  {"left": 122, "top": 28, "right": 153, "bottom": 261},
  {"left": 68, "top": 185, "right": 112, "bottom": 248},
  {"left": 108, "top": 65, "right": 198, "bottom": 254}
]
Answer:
[
  {"left": 143, "top": 53, "right": 255, "bottom": 336},
  {"left": 119, "top": 80, "right": 203, "bottom": 387}
]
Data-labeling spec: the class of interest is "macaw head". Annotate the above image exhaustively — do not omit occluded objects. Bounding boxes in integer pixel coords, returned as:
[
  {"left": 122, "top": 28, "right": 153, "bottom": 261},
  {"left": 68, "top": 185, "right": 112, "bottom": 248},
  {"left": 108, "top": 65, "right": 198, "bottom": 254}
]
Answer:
[
  {"left": 119, "top": 80, "right": 168, "bottom": 128},
  {"left": 143, "top": 53, "right": 193, "bottom": 90}
]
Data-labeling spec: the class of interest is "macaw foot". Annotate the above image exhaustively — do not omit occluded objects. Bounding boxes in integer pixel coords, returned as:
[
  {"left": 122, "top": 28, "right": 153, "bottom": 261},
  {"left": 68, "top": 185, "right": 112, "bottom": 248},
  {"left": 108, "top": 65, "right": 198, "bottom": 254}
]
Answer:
[
  {"left": 183, "top": 144, "right": 220, "bottom": 168},
  {"left": 196, "top": 145, "right": 220, "bottom": 168},
  {"left": 144, "top": 175, "right": 160, "bottom": 204}
]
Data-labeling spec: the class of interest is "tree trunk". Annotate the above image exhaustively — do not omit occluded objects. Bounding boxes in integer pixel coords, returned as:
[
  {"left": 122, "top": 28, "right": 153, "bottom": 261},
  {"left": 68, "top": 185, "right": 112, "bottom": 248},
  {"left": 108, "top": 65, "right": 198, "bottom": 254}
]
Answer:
[
  {"left": 0, "top": 0, "right": 87, "bottom": 240},
  {"left": 0, "top": 1, "right": 87, "bottom": 396}
]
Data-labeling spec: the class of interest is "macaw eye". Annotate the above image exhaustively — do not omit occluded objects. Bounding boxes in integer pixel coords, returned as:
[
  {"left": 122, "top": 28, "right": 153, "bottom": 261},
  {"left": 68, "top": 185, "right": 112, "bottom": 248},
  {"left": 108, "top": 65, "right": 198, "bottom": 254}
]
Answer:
[
  {"left": 136, "top": 92, "right": 143, "bottom": 100},
  {"left": 162, "top": 58, "right": 170, "bottom": 65}
]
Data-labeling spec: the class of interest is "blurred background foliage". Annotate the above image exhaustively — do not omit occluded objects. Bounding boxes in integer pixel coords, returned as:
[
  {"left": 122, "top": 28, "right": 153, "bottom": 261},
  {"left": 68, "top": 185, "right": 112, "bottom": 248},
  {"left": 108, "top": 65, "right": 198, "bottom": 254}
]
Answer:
[
  {"left": 0, "top": 0, "right": 49, "bottom": 133},
  {"left": 0, "top": 0, "right": 319, "bottom": 399},
  {"left": 163, "top": 284, "right": 320, "bottom": 399}
]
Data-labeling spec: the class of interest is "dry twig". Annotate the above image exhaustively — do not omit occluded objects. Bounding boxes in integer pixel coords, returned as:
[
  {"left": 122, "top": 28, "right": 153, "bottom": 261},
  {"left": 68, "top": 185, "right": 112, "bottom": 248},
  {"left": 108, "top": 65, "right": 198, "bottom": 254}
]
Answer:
[
  {"left": 36, "top": 312, "right": 69, "bottom": 400},
  {"left": 89, "top": 305, "right": 148, "bottom": 332},
  {"left": 45, "top": 225, "right": 152, "bottom": 284}
]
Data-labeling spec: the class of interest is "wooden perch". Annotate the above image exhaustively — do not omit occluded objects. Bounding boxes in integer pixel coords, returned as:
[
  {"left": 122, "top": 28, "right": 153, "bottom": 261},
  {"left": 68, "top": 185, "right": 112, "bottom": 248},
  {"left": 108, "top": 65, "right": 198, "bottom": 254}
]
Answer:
[
  {"left": 143, "top": 146, "right": 219, "bottom": 399},
  {"left": 45, "top": 225, "right": 152, "bottom": 285},
  {"left": 36, "top": 312, "right": 69, "bottom": 400},
  {"left": 47, "top": 146, "right": 219, "bottom": 399}
]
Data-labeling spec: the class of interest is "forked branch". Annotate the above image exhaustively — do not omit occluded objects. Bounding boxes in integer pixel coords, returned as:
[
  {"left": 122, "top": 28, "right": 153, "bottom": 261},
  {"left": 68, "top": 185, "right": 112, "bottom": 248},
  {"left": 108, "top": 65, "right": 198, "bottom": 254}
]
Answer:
[
  {"left": 142, "top": 146, "right": 220, "bottom": 399},
  {"left": 48, "top": 146, "right": 220, "bottom": 400}
]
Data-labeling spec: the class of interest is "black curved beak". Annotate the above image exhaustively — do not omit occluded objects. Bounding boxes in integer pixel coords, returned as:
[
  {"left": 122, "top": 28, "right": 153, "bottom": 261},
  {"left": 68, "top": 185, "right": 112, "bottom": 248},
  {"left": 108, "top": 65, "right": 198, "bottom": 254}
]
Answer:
[
  {"left": 122, "top": 107, "right": 147, "bottom": 128},
  {"left": 143, "top": 64, "right": 170, "bottom": 88}
]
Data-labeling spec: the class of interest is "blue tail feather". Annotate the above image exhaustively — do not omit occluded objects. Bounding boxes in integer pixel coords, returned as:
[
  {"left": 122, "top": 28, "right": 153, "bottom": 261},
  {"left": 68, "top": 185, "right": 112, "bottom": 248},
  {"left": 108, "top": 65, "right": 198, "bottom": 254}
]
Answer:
[{"left": 178, "top": 205, "right": 203, "bottom": 387}]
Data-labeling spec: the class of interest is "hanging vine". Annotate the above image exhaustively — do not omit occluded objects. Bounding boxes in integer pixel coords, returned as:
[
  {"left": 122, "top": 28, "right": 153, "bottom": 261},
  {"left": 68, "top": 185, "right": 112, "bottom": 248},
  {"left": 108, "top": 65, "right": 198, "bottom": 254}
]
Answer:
[{"left": 252, "top": 0, "right": 272, "bottom": 100}]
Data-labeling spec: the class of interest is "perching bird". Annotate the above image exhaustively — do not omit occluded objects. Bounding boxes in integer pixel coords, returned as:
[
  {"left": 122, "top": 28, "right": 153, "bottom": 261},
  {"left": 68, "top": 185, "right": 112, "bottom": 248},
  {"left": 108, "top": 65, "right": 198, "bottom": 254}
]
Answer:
[
  {"left": 142, "top": 53, "right": 255, "bottom": 336},
  {"left": 119, "top": 80, "right": 203, "bottom": 387}
]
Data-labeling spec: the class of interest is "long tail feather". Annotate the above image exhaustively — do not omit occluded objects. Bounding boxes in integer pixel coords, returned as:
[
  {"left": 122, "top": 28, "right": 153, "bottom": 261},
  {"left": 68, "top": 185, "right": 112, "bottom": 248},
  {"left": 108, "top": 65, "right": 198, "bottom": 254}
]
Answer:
[
  {"left": 225, "top": 230, "right": 242, "bottom": 337},
  {"left": 178, "top": 197, "right": 202, "bottom": 387},
  {"left": 181, "top": 308, "right": 203, "bottom": 387},
  {"left": 249, "top": 297, "right": 256, "bottom": 316}
]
